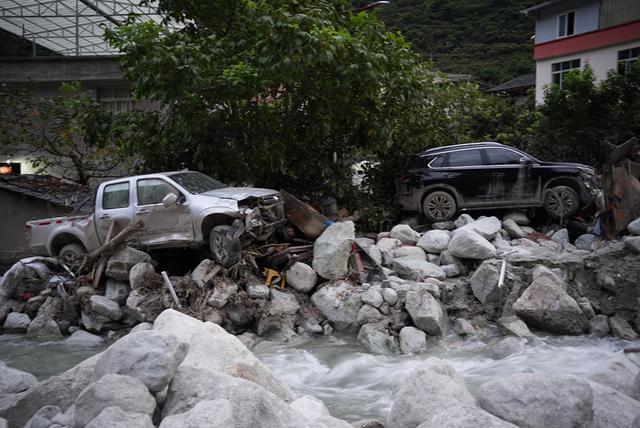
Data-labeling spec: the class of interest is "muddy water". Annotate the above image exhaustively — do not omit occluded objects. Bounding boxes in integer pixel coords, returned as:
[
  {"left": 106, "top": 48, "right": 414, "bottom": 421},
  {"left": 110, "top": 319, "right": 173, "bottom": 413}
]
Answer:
[{"left": 0, "top": 332, "right": 630, "bottom": 423}]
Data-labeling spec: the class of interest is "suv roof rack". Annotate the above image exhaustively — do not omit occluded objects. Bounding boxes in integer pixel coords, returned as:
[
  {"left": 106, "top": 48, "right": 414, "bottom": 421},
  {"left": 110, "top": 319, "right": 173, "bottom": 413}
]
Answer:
[{"left": 419, "top": 141, "right": 504, "bottom": 156}]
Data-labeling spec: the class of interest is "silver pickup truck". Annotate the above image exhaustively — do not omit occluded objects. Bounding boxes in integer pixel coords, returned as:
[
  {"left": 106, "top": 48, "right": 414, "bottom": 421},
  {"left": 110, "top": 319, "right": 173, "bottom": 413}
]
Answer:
[{"left": 26, "top": 171, "right": 285, "bottom": 267}]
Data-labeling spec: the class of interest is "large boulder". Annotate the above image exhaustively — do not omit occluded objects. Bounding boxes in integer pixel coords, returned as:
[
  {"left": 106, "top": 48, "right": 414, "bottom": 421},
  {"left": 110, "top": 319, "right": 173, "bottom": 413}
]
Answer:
[
  {"left": 513, "top": 276, "right": 587, "bottom": 335},
  {"left": 0, "top": 257, "right": 55, "bottom": 299},
  {"left": 286, "top": 262, "right": 318, "bottom": 293},
  {"left": 73, "top": 373, "right": 156, "bottom": 428},
  {"left": 376, "top": 238, "right": 402, "bottom": 266},
  {"left": 153, "top": 309, "right": 295, "bottom": 402},
  {"left": 417, "top": 230, "right": 450, "bottom": 253},
  {"left": 64, "top": 330, "right": 104, "bottom": 347},
  {"left": 497, "top": 316, "right": 533, "bottom": 338},
  {"left": 392, "top": 257, "right": 446, "bottom": 281},
  {"left": 357, "top": 323, "right": 396, "bottom": 354},
  {"left": 404, "top": 290, "right": 447, "bottom": 336},
  {"left": 190, "top": 259, "right": 217, "bottom": 289},
  {"left": 0, "top": 362, "right": 38, "bottom": 395},
  {"left": 26, "top": 315, "right": 62, "bottom": 340},
  {"left": 417, "top": 404, "right": 517, "bottom": 428},
  {"left": 92, "top": 330, "right": 189, "bottom": 392},
  {"left": 311, "top": 281, "right": 363, "bottom": 332},
  {"left": 609, "top": 316, "right": 639, "bottom": 340},
  {"left": 502, "top": 219, "right": 526, "bottom": 239},
  {"left": 448, "top": 229, "right": 496, "bottom": 260},
  {"left": 207, "top": 278, "right": 238, "bottom": 309},
  {"left": 626, "top": 236, "right": 640, "bottom": 254},
  {"left": 588, "top": 354, "right": 639, "bottom": 398},
  {"left": 23, "top": 405, "right": 62, "bottom": 428},
  {"left": 589, "top": 380, "right": 640, "bottom": 428},
  {"left": 289, "top": 395, "right": 351, "bottom": 428},
  {"left": 86, "top": 407, "right": 154, "bottom": 428},
  {"left": 469, "top": 260, "right": 504, "bottom": 305},
  {"left": 106, "top": 247, "right": 151, "bottom": 281},
  {"left": 399, "top": 326, "right": 427, "bottom": 354},
  {"left": 257, "top": 289, "right": 300, "bottom": 337},
  {"left": 361, "top": 290, "right": 383, "bottom": 308},
  {"left": 312, "top": 221, "right": 355, "bottom": 280},
  {"left": 89, "top": 295, "right": 122, "bottom": 321},
  {"left": 389, "top": 224, "right": 420, "bottom": 245},
  {"left": 629, "top": 217, "right": 640, "bottom": 235},
  {"left": 477, "top": 373, "right": 594, "bottom": 428},
  {"left": 393, "top": 246, "right": 427, "bottom": 261},
  {"left": 387, "top": 359, "right": 476, "bottom": 428},
  {"left": 3, "top": 312, "right": 31, "bottom": 333},
  {"left": 458, "top": 217, "right": 502, "bottom": 240},
  {"left": 159, "top": 399, "right": 234, "bottom": 428},
  {"left": 129, "top": 262, "right": 156, "bottom": 290}
]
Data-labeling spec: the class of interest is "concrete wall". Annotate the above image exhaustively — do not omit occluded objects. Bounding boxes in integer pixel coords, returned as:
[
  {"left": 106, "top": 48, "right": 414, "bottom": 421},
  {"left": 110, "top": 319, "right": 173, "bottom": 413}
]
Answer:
[
  {"left": 535, "top": 39, "right": 640, "bottom": 103},
  {"left": 0, "top": 190, "right": 71, "bottom": 263},
  {"left": 535, "top": 0, "right": 600, "bottom": 44}
]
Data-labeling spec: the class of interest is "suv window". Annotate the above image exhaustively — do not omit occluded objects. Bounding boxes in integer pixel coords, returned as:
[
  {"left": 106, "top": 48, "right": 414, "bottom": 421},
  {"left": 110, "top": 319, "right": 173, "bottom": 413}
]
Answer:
[
  {"left": 103, "top": 182, "right": 130, "bottom": 209},
  {"left": 447, "top": 149, "right": 482, "bottom": 167},
  {"left": 485, "top": 148, "right": 523, "bottom": 165},
  {"left": 137, "top": 178, "right": 178, "bottom": 205}
]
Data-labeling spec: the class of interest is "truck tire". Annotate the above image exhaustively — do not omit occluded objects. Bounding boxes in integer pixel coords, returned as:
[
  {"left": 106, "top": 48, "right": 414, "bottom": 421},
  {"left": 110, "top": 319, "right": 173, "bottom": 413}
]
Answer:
[
  {"left": 59, "top": 243, "right": 87, "bottom": 266},
  {"left": 544, "top": 185, "right": 579, "bottom": 220},
  {"left": 209, "top": 225, "right": 242, "bottom": 268},
  {"left": 422, "top": 190, "right": 457, "bottom": 223}
]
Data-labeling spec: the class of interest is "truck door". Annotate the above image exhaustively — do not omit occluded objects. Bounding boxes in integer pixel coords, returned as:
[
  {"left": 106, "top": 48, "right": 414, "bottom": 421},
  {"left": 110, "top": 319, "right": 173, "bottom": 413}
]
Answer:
[
  {"left": 134, "top": 177, "right": 194, "bottom": 247},
  {"left": 96, "top": 180, "right": 134, "bottom": 243}
]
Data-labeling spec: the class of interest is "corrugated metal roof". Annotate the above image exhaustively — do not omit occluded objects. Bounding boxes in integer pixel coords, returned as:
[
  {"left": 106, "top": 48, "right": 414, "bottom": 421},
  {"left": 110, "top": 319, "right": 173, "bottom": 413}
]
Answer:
[{"left": 0, "top": 0, "right": 163, "bottom": 56}]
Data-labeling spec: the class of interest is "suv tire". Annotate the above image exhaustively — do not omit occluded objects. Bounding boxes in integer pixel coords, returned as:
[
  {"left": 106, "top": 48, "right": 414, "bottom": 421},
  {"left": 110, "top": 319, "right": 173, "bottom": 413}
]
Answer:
[
  {"left": 544, "top": 185, "right": 579, "bottom": 220},
  {"left": 209, "top": 225, "right": 242, "bottom": 267},
  {"left": 422, "top": 191, "right": 457, "bottom": 223},
  {"left": 59, "top": 243, "right": 86, "bottom": 266}
]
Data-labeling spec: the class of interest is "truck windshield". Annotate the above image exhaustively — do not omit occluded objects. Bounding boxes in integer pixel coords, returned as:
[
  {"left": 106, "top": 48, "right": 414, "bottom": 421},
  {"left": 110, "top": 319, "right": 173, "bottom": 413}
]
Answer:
[{"left": 168, "top": 172, "right": 227, "bottom": 194}]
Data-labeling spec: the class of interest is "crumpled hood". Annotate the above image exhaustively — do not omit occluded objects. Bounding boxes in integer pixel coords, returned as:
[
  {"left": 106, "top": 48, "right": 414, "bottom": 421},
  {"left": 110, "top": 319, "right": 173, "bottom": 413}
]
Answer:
[
  {"left": 539, "top": 161, "right": 595, "bottom": 172},
  {"left": 200, "top": 187, "right": 278, "bottom": 201}
]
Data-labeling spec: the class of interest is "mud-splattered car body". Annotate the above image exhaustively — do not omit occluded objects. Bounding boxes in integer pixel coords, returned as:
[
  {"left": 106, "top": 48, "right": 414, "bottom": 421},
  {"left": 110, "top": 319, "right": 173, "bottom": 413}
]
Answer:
[{"left": 395, "top": 142, "right": 600, "bottom": 222}]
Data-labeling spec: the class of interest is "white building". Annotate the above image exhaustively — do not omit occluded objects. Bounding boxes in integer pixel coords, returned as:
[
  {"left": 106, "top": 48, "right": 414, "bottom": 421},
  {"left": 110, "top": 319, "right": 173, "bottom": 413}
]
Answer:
[{"left": 523, "top": 0, "right": 640, "bottom": 103}]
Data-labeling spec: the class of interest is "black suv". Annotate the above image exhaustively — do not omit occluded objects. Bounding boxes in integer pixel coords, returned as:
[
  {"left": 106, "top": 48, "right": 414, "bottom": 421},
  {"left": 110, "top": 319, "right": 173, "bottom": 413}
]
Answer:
[{"left": 396, "top": 142, "right": 600, "bottom": 222}]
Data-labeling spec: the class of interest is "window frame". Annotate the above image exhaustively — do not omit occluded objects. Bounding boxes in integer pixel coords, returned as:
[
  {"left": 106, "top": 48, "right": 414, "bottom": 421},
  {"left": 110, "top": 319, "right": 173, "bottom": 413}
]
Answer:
[
  {"left": 102, "top": 181, "right": 130, "bottom": 210},
  {"left": 97, "top": 86, "right": 134, "bottom": 114},
  {"left": 618, "top": 47, "right": 640, "bottom": 75},
  {"left": 484, "top": 148, "right": 527, "bottom": 166},
  {"left": 551, "top": 58, "right": 581, "bottom": 89},
  {"left": 136, "top": 177, "right": 180, "bottom": 206},
  {"left": 427, "top": 148, "right": 484, "bottom": 170},
  {"left": 557, "top": 10, "right": 576, "bottom": 38}
]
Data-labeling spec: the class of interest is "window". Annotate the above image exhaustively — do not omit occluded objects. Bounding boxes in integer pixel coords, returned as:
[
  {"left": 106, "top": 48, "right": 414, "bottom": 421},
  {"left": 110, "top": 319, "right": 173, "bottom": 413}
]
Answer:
[
  {"left": 103, "top": 182, "right": 130, "bottom": 209},
  {"left": 485, "top": 149, "right": 523, "bottom": 165},
  {"left": 552, "top": 59, "right": 581, "bottom": 88},
  {"left": 447, "top": 149, "right": 483, "bottom": 167},
  {"left": 429, "top": 155, "right": 447, "bottom": 168},
  {"left": 137, "top": 178, "right": 178, "bottom": 205},
  {"left": 168, "top": 172, "right": 226, "bottom": 194},
  {"left": 97, "top": 87, "right": 134, "bottom": 114},
  {"left": 558, "top": 11, "right": 575, "bottom": 38},
  {"left": 618, "top": 47, "right": 640, "bottom": 74}
]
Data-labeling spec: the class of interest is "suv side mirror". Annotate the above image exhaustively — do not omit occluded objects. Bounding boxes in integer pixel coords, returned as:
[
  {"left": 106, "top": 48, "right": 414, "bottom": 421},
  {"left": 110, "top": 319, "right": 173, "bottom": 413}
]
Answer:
[
  {"left": 519, "top": 157, "right": 533, "bottom": 165},
  {"left": 162, "top": 193, "right": 178, "bottom": 207}
]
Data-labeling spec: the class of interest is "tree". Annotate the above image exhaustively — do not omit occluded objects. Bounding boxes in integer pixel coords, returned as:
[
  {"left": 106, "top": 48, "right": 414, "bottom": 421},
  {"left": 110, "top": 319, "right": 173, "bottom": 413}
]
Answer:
[
  {"left": 0, "top": 82, "right": 133, "bottom": 185},
  {"left": 106, "top": 0, "right": 482, "bottom": 207}
]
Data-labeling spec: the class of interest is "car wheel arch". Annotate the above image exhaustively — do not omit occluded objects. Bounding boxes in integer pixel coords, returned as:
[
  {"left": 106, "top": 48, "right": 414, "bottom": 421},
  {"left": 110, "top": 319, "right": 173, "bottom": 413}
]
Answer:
[
  {"left": 49, "top": 232, "right": 88, "bottom": 256},
  {"left": 200, "top": 213, "right": 236, "bottom": 242},
  {"left": 543, "top": 176, "right": 584, "bottom": 202},
  {"left": 419, "top": 185, "right": 462, "bottom": 209}
]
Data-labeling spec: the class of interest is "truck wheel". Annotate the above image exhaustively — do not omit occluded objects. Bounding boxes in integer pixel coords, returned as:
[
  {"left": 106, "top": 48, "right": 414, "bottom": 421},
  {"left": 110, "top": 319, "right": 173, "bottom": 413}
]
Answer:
[
  {"left": 544, "top": 185, "right": 579, "bottom": 220},
  {"left": 59, "top": 243, "right": 86, "bottom": 266},
  {"left": 209, "top": 225, "right": 242, "bottom": 268},
  {"left": 422, "top": 191, "right": 457, "bottom": 223}
]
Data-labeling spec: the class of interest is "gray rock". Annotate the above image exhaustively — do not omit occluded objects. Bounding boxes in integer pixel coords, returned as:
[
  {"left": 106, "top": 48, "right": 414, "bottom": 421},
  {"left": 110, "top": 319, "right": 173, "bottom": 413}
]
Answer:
[
  {"left": 405, "top": 290, "right": 447, "bottom": 336},
  {"left": 190, "top": 258, "right": 217, "bottom": 289},
  {"left": 629, "top": 217, "right": 640, "bottom": 235},
  {"left": 207, "top": 279, "right": 238, "bottom": 309},
  {"left": 550, "top": 228, "right": 569, "bottom": 244},
  {"left": 286, "top": 262, "right": 318, "bottom": 293},
  {"left": 104, "top": 280, "right": 130, "bottom": 305},
  {"left": 0, "top": 418, "right": 6, "bottom": 428},
  {"left": 589, "top": 380, "right": 640, "bottom": 428},
  {"left": 417, "top": 404, "right": 518, "bottom": 428},
  {"left": 3, "top": 312, "right": 31, "bottom": 333},
  {"left": 290, "top": 395, "right": 351, "bottom": 428},
  {"left": 381, "top": 288, "right": 398, "bottom": 306},
  {"left": 357, "top": 323, "right": 395, "bottom": 354},
  {"left": 89, "top": 295, "right": 122, "bottom": 321},
  {"left": 497, "top": 316, "right": 533, "bottom": 338},
  {"left": 504, "top": 211, "right": 529, "bottom": 226},
  {"left": 26, "top": 316, "right": 62, "bottom": 340},
  {"left": 130, "top": 322, "right": 153, "bottom": 333},
  {"left": 73, "top": 374, "right": 156, "bottom": 428},
  {"left": 443, "top": 264, "right": 463, "bottom": 278},
  {"left": 432, "top": 221, "right": 455, "bottom": 230},
  {"left": 392, "top": 257, "right": 446, "bottom": 281},
  {"left": 453, "top": 318, "right": 475, "bottom": 336},
  {"left": 493, "top": 234, "right": 512, "bottom": 250},
  {"left": 65, "top": 330, "right": 104, "bottom": 347},
  {"left": 454, "top": 214, "right": 474, "bottom": 228},
  {"left": 387, "top": 358, "right": 476, "bottom": 428},
  {"left": 153, "top": 309, "right": 295, "bottom": 402},
  {"left": 588, "top": 354, "right": 639, "bottom": 397},
  {"left": 576, "top": 297, "right": 596, "bottom": 319},
  {"left": 81, "top": 309, "right": 108, "bottom": 332},
  {"left": 470, "top": 260, "right": 504, "bottom": 305},
  {"left": 458, "top": 217, "right": 502, "bottom": 240},
  {"left": 589, "top": 315, "right": 610, "bottom": 336},
  {"left": 596, "top": 272, "right": 617, "bottom": 293},
  {"left": 311, "top": 281, "right": 363, "bottom": 332},
  {"left": 246, "top": 283, "right": 270, "bottom": 299},
  {"left": 159, "top": 399, "right": 233, "bottom": 428},
  {"left": 531, "top": 264, "right": 564, "bottom": 286},
  {"left": 86, "top": 406, "right": 154, "bottom": 428},
  {"left": 0, "top": 257, "right": 54, "bottom": 299},
  {"left": 609, "top": 316, "right": 639, "bottom": 340},
  {"left": 257, "top": 289, "right": 300, "bottom": 337},
  {"left": 575, "top": 234, "right": 598, "bottom": 251},
  {"left": 356, "top": 305, "right": 385, "bottom": 325},
  {"left": 361, "top": 290, "right": 383, "bottom": 308},
  {"left": 393, "top": 245, "right": 427, "bottom": 260},
  {"left": 106, "top": 247, "right": 151, "bottom": 282},
  {"left": 92, "top": 330, "right": 189, "bottom": 392},
  {"left": 390, "top": 224, "right": 420, "bottom": 245},
  {"left": 626, "top": 236, "right": 640, "bottom": 254},
  {"left": 129, "top": 262, "right": 155, "bottom": 290},
  {"left": 0, "top": 361, "right": 38, "bottom": 395},
  {"left": 417, "top": 230, "right": 451, "bottom": 253},
  {"left": 399, "top": 326, "right": 427, "bottom": 354},
  {"left": 24, "top": 405, "right": 61, "bottom": 428},
  {"left": 502, "top": 219, "right": 526, "bottom": 239},
  {"left": 426, "top": 253, "right": 441, "bottom": 265},
  {"left": 513, "top": 276, "right": 587, "bottom": 335},
  {"left": 478, "top": 374, "right": 594, "bottom": 428},
  {"left": 485, "top": 337, "right": 525, "bottom": 360},
  {"left": 376, "top": 238, "right": 402, "bottom": 266},
  {"left": 448, "top": 229, "right": 496, "bottom": 260},
  {"left": 313, "top": 221, "right": 355, "bottom": 280}
]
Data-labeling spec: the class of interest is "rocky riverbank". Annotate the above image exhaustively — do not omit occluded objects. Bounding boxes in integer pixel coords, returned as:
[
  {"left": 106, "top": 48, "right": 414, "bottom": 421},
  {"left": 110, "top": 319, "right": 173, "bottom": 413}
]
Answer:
[{"left": 1, "top": 212, "right": 640, "bottom": 426}]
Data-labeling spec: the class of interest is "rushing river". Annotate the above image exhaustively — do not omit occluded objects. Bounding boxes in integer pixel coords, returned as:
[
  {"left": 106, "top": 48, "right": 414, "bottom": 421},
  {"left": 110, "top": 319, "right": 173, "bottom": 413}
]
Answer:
[{"left": 0, "top": 331, "right": 631, "bottom": 423}]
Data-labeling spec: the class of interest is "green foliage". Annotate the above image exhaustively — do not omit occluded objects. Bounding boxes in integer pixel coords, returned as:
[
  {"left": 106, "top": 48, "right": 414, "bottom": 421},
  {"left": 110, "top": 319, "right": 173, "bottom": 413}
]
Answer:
[{"left": 0, "top": 82, "right": 132, "bottom": 185}]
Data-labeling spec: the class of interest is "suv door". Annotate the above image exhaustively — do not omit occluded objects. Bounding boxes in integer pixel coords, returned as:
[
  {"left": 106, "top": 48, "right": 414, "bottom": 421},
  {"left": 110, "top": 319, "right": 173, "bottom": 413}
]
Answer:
[
  {"left": 432, "top": 149, "right": 491, "bottom": 205},
  {"left": 134, "top": 177, "right": 194, "bottom": 247},
  {"left": 483, "top": 147, "right": 538, "bottom": 202}
]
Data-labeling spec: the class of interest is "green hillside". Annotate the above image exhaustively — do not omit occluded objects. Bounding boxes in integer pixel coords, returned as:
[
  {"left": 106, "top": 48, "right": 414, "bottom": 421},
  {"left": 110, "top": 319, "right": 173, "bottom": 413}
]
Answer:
[{"left": 376, "top": 0, "right": 538, "bottom": 84}]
